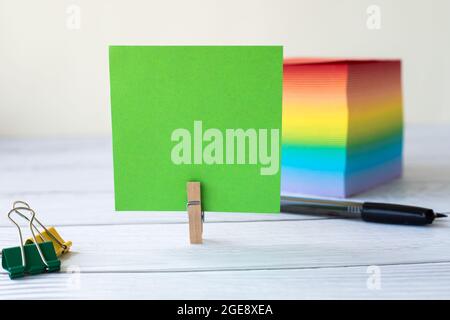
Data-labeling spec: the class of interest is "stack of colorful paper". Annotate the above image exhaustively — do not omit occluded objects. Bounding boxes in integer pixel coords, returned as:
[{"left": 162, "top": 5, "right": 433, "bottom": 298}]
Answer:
[{"left": 282, "top": 58, "right": 403, "bottom": 197}]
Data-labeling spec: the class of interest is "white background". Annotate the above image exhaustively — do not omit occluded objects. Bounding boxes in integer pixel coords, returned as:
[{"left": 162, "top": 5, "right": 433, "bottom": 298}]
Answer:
[{"left": 0, "top": 0, "right": 449, "bottom": 137}]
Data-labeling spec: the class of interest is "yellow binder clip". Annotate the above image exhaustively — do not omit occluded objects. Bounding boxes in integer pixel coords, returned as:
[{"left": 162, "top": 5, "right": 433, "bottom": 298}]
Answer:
[{"left": 13, "top": 201, "right": 72, "bottom": 257}]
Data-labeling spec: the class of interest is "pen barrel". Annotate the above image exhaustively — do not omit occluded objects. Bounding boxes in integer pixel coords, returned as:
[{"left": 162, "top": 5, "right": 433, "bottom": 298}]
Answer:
[{"left": 361, "top": 202, "right": 436, "bottom": 225}]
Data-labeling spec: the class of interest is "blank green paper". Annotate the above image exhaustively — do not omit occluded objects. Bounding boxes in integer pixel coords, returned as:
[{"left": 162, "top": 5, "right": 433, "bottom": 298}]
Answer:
[{"left": 109, "top": 46, "right": 282, "bottom": 213}]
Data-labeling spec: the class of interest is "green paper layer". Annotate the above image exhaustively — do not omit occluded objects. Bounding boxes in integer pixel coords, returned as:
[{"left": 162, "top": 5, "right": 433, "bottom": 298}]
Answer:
[{"left": 109, "top": 46, "right": 283, "bottom": 213}]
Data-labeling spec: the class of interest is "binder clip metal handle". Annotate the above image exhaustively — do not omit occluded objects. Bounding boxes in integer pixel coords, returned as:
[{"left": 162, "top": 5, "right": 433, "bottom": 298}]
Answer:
[
  {"left": 7, "top": 206, "right": 49, "bottom": 268},
  {"left": 13, "top": 201, "right": 71, "bottom": 256},
  {"left": 13, "top": 201, "right": 46, "bottom": 244}
]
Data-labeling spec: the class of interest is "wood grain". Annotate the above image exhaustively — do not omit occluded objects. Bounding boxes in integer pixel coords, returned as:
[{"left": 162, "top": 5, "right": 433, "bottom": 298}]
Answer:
[{"left": 2, "top": 262, "right": 450, "bottom": 300}]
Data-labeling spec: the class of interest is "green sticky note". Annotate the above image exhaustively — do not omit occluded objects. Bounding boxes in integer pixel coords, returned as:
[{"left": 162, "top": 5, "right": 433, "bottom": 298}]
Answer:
[{"left": 109, "top": 46, "right": 282, "bottom": 213}]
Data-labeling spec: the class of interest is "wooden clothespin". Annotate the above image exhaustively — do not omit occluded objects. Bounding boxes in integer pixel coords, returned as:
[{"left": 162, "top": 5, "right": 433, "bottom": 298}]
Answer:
[{"left": 187, "top": 182, "right": 203, "bottom": 244}]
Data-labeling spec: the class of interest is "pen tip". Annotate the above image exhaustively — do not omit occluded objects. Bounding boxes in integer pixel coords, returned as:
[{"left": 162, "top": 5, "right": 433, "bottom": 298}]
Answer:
[{"left": 436, "top": 213, "right": 448, "bottom": 218}]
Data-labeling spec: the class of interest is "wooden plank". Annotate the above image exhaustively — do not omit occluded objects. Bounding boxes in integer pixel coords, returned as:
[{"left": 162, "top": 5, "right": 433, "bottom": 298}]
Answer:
[
  {"left": 1, "top": 219, "right": 449, "bottom": 273},
  {"left": 0, "top": 168, "right": 112, "bottom": 194},
  {"left": 0, "top": 192, "right": 315, "bottom": 227},
  {"left": 1, "top": 262, "right": 449, "bottom": 299},
  {"left": 0, "top": 178, "right": 448, "bottom": 226}
]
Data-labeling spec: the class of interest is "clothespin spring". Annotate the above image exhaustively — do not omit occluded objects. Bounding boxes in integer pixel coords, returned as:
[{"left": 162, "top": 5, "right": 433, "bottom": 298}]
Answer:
[{"left": 187, "top": 200, "right": 205, "bottom": 222}]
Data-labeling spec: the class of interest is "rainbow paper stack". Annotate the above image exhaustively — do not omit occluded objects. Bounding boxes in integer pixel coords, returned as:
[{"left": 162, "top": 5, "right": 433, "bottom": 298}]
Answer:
[{"left": 282, "top": 58, "right": 403, "bottom": 197}]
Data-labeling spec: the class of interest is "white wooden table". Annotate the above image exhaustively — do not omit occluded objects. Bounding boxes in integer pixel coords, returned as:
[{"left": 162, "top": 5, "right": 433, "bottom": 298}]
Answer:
[{"left": 1, "top": 125, "right": 449, "bottom": 299}]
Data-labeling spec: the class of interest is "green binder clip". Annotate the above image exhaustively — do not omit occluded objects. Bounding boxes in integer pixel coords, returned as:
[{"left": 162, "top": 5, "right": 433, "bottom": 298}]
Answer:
[{"left": 1, "top": 206, "right": 61, "bottom": 280}]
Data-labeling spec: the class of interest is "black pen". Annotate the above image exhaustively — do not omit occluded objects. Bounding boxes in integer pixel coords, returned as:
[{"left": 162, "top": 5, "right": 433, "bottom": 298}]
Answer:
[{"left": 281, "top": 196, "right": 448, "bottom": 226}]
